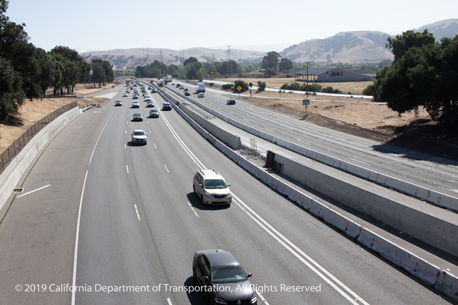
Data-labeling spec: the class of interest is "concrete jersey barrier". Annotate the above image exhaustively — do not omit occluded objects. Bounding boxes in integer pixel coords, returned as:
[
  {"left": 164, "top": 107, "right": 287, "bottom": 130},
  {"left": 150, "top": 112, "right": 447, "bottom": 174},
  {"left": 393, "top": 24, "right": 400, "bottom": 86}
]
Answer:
[
  {"left": 154, "top": 81, "right": 458, "bottom": 302},
  {"left": 163, "top": 86, "right": 458, "bottom": 213},
  {"left": 0, "top": 107, "right": 81, "bottom": 213}
]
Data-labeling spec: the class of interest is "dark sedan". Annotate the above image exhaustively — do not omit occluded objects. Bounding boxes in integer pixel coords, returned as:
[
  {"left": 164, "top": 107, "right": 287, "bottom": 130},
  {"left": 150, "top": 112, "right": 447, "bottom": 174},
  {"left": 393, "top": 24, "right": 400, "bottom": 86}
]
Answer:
[{"left": 192, "top": 249, "right": 257, "bottom": 305}]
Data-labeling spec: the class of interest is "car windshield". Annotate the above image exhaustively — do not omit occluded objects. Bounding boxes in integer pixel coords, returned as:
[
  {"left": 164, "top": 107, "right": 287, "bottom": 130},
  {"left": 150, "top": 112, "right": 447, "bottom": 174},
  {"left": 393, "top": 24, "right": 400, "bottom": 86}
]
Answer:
[
  {"left": 212, "top": 265, "right": 247, "bottom": 283},
  {"left": 134, "top": 113, "right": 141, "bottom": 116},
  {"left": 205, "top": 179, "right": 228, "bottom": 189},
  {"left": 133, "top": 131, "right": 145, "bottom": 135},
  {"left": 151, "top": 110, "right": 157, "bottom": 113}
]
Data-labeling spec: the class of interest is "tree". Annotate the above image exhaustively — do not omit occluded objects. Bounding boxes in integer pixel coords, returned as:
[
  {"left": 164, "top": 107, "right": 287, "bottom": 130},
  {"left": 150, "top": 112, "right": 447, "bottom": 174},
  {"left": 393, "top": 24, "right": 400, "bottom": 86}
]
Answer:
[
  {"left": 279, "top": 58, "right": 293, "bottom": 72},
  {"left": 183, "top": 57, "right": 198, "bottom": 66},
  {"left": 386, "top": 29, "right": 435, "bottom": 62},
  {"left": 185, "top": 60, "right": 203, "bottom": 79},
  {"left": 91, "top": 59, "right": 105, "bottom": 87},
  {"left": 261, "top": 51, "right": 280, "bottom": 73},
  {"left": 36, "top": 48, "right": 55, "bottom": 97},
  {"left": 0, "top": 57, "right": 26, "bottom": 120},
  {"left": 376, "top": 31, "right": 458, "bottom": 125}
]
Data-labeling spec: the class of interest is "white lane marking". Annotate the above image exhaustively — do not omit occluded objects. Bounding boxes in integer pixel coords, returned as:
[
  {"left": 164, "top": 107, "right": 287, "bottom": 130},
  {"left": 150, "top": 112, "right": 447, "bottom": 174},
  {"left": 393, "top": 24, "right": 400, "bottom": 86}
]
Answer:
[
  {"left": 126, "top": 165, "right": 129, "bottom": 174},
  {"left": 149, "top": 130, "right": 151, "bottom": 134},
  {"left": 154, "top": 144, "right": 157, "bottom": 149},
  {"left": 187, "top": 201, "right": 199, "bottom": 218},
  {"left": 296, "top": 139, "right": 311, "bottom": 145},
  {"left": 348, "top": 157, "right": 371, "bottom": 166},
  {"left": 89, "top": 111, "right": 114, "bottom": 166},
  {"left": 71, "top": 170, "right": 89, "bottom": 305},
  {"left": 125, "top": 130, "right": 127, "bottom": 134},
  {"left": 166, "top": 297, "right": 172, "bottom": 305},
  {"left": 162, "top": 114, "right": 368, "bottom": 305},
  {"left": 257, "top": 291, "right": 269, "bottom": 305},
  {"left": 147, "top": 120, "right": 149, "bottom": 124},
  {"left": 232, "top": 193, "right": 369, "bottom": 305},
  {"left": 164, "top": 165, "right": 169, "bottom": 173},
  {"left": 126, "top": 121, "right": 128, "bottom": 124},
  {"left": 124, "top": 143, "right": 126, "bottom": 149},
  {"left": 134, "top": 204, "right": 141, "bottom": 221},
  {"left": 16, "top": 184, "right": 50, "bottom": 198},
  {"left": 160, "top": 110, "right": 207, "bottom": 170},
  {"left": 265, "top": 127, "right": 274, "bottom": 132}
]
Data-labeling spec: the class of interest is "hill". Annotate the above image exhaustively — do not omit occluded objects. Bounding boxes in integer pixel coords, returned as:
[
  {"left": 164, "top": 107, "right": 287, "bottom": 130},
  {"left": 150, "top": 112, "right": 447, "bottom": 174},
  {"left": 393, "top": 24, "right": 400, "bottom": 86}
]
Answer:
[
  {"left": 414, "top": 18, "right": 458, "bottom": 41},
  {"left": 80, "top": 19, "right": 458, "bottom": 68},
  {"left": 80, "top": 48, "right": 266, "bottom": 69},
  {"left": 280, "top": 31, "right": 393, "bottom": 63}
]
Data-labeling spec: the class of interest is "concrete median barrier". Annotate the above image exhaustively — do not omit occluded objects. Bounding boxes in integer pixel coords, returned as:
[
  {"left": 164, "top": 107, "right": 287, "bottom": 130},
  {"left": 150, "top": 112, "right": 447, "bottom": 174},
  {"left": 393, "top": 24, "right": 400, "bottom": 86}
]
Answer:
[
  {"left": 272, "top": 151, "right": 458, "bottom": 257},
  {"left": 435, "top": 271, "right": 458, "bottom": 302},
  {"left": 357, "top": 228, "right": 441, "bottom": 286}
]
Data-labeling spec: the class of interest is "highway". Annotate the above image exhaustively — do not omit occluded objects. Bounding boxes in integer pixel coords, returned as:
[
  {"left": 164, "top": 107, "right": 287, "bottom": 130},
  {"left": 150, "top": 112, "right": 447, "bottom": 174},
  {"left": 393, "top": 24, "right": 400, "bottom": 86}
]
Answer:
[
  {"left": 0, "top": 83, "right": 452, "bottom": 304},
  {"left": 165, "top": 83, "right": 458, "bottom": 200}
]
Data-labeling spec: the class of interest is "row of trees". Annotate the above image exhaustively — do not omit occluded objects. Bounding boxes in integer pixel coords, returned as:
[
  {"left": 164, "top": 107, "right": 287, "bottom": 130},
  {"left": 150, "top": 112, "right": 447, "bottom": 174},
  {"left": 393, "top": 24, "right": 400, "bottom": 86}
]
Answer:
[
  {"left": 134, "top": 57, "right": 247, "bottom": 80},
  {"left": 365, "top": 30, "right": 457, "bottom": 125},
  {"left": 0, "top": 0, "right": 113, "bottom": 120}
]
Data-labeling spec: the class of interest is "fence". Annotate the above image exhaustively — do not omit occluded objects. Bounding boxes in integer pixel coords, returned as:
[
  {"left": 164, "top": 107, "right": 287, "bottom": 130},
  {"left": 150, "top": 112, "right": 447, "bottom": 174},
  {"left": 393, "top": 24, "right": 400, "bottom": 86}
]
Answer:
[{"left": 0, "top": 101, "right": 78, "bottom": 174}]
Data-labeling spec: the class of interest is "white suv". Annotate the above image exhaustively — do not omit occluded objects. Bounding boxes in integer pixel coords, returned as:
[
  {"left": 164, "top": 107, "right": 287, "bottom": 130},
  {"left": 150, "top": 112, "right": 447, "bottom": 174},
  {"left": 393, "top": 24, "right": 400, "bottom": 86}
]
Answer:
[{"left": 193, "top": 170, "right": 232, "bottom": 205}]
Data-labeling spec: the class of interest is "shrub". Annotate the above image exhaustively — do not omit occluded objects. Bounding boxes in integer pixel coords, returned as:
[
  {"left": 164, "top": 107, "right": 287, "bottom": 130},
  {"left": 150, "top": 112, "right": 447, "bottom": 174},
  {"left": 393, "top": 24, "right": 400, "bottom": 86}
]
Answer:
[
  {"left": 222, "top": 84, "right": 234, "bottom": 91},
  {"left": 257, "top": 81, "right": 266, "bottom": 92},
  {"left": 234, "top": 80, "right": 249, "bottom": 92}
]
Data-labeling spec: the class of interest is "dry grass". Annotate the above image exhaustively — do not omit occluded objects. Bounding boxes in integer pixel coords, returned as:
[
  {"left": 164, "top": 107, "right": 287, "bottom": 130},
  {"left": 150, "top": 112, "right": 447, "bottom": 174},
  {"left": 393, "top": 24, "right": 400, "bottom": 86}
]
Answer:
[
  {"left": 0, "top": 82, "right": 110, "bottom": 154},
  {"left": 242, "top": 91, "right": 429, "bottom": 130},
  {"left": 216, "top": 78, "right": 373, "bottom": 95}
]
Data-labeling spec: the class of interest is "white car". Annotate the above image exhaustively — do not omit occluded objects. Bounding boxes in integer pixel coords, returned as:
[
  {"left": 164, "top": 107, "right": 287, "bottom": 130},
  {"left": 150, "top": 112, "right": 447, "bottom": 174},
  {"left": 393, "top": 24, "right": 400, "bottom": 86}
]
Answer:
[
  {"left": 131, "top": 129, "right": 147, "bottom": 145},
  {"left": 131, "top": 101, "right": 140, "bottom": 108},
  {"left": 122, "top": 93, "right": 128, "bottom": 97}
]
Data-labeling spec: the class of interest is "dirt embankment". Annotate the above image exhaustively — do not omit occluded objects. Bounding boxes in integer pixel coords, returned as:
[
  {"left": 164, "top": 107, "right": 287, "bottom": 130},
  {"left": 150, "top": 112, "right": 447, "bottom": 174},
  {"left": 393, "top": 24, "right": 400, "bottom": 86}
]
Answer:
[
  {"left": 0, "top": 83, "right": 110, "bottom": 154},
  {"left": 214, "top": 78, "right": 457, "bottom": 161}
]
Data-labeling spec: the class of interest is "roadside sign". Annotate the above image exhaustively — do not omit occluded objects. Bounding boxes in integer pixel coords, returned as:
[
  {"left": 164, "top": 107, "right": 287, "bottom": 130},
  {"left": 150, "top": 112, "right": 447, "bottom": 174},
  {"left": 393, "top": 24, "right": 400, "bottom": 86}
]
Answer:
[
  {"left": 237, "top": 86, "right": 242, "bottom": 92},
  {"left": 302, "top": 99, "right": 310, "bottom": 105}
]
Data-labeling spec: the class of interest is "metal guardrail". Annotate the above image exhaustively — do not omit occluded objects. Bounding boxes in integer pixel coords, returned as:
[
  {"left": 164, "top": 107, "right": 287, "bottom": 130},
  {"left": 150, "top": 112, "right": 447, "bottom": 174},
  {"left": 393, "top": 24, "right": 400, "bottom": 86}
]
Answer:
[{"left": 0, "top": 101, "right": 78, "bottom": 174}]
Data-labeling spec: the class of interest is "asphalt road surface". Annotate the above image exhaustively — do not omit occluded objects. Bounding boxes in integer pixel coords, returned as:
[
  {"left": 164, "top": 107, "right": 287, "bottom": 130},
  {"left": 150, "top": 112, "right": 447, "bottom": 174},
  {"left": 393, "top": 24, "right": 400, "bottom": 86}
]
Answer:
[{"left": 0, "top": 83, "right": 451, "bottom": 304}]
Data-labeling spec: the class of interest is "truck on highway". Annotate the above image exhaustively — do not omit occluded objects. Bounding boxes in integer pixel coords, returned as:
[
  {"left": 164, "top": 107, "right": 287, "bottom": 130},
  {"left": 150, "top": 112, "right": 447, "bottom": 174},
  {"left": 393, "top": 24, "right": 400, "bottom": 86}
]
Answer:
[
  {"left": 163, "top": 74, "right": 172, "bottom": 84},
  {"left": 126, "top": 80, "right": 131, "bottom": 86},
  {"left": 196, "top": 83, "right": 205, "bottom": 93}
]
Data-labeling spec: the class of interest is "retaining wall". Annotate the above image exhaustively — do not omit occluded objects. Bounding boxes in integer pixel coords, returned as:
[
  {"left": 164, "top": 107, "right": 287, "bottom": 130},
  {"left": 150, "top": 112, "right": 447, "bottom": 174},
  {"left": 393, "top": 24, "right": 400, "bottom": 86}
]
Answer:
[{"left": 0, "top": 107, "right": 81, "bottom": 212}]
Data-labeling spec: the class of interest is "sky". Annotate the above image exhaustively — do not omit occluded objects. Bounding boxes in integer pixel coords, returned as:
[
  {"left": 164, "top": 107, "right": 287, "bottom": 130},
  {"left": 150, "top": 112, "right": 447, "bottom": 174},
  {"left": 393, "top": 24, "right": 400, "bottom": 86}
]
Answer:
[{"left": 6, "top": 0, "right": 458, "bottom": 53}]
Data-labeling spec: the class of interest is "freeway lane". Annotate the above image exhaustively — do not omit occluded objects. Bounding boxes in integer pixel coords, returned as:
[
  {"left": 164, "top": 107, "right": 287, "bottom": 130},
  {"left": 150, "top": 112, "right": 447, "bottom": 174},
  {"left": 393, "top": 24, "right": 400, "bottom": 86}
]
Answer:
[
  {"left": 75, "top": 85, "right": 448, "bottom": 304},
  {"left": 0, "top": 82, "right": 451, "bottom": 304},
  {"left": 166, "top": 84, "right": 458, "bottom": 199}
]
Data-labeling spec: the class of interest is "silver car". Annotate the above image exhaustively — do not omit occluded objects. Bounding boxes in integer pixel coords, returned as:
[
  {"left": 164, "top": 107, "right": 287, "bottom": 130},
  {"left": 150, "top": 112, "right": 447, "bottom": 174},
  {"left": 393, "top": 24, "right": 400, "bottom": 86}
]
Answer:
[
  {"left": 131, "top": 129, "right": 147, "bottom": 145},
  {"left": 132, "top": 112, "right": 143, "bottom": 121},
  {"left": 149, "top": 109, "right": 159, "bottom": 118}
]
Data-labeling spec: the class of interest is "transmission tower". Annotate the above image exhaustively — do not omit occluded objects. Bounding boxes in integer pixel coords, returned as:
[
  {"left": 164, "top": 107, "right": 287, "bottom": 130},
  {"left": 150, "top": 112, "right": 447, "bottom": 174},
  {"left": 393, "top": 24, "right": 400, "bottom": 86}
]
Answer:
[
  {"left": 226, "top": 45, "right": 233, "bottom": 76},
  {"left": 159, "top": 49, "right": 163, "bottom": 63}
]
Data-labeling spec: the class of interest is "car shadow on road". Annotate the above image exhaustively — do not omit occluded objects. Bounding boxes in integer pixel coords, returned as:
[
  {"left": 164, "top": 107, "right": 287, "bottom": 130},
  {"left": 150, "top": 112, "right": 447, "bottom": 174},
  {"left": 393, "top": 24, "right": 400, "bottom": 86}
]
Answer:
[
  {"left": 184, "top": 276, "right": 207, "bottom": 304},
  {"left": 186, "top": 193, "right": 230, "bottom": 211},
  {"left": 126, "top": 142, "right": 146, "bottom": 147}
]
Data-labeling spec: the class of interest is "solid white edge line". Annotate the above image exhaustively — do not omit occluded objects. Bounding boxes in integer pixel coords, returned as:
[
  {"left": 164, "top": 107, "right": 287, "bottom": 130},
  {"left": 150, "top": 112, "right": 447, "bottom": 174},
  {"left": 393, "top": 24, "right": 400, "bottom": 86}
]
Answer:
[
  {"left": 89, "top": 111, "right": 114, "bottom": 166},
  {"left": 71, "top": 170, "right": 88, "bottom": 305},
  {"left": 15, "top": 184, "right": 50, "bottom": 198},
  {"left": 71, "top": 110, "right": 114, "bottom": 305},
  {"left": 166, "top": 297, "right": 172, "bottom": 305},
  {"left": 232, "top": 194, "right": 369, "bottom": 305},
  {"left": 164, "top": 165, "right": 169, "bottom": 173},
  {"left": 126, "top": 165, "right": 129, "bottom": 174}
]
